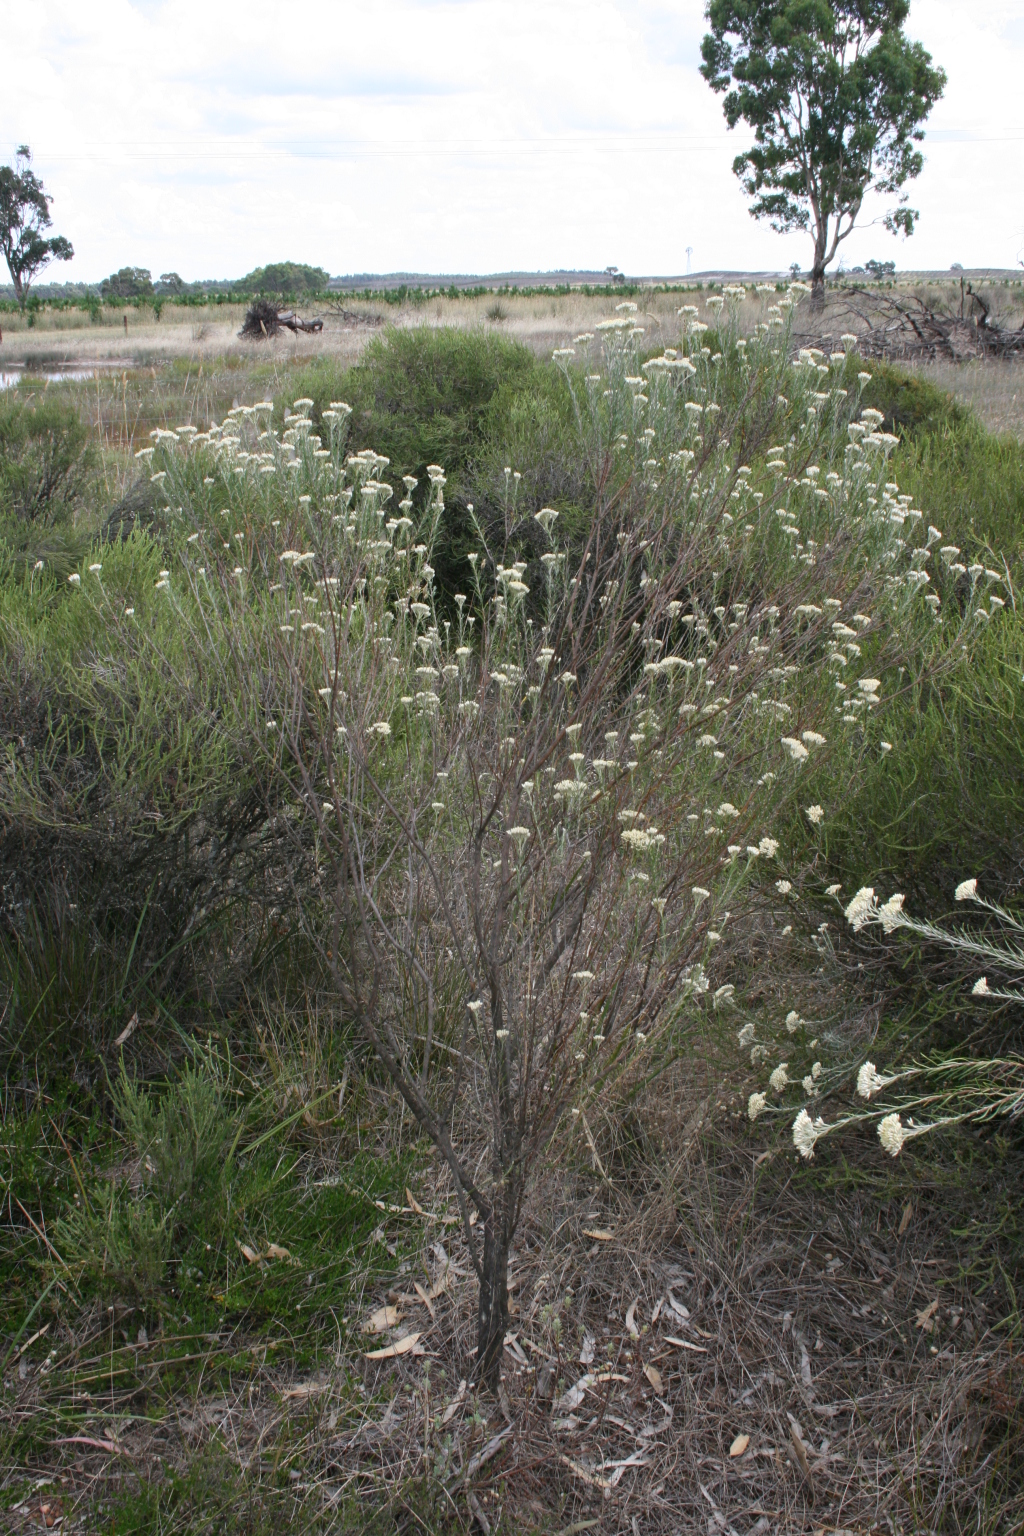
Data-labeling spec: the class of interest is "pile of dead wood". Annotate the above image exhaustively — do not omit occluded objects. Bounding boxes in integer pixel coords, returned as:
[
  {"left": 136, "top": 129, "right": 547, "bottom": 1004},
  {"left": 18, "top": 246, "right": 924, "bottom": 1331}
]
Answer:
[
  {"left": 239, "top": 298, "right": 324, "bottom": 339},
  {"left": 828, "top": 280, "right": 1024, "bottom": 363}
]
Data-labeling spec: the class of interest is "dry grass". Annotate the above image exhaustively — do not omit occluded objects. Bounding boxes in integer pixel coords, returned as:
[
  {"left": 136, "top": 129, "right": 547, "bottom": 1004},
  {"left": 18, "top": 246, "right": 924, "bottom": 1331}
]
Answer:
[
  {"left": 6, "top": 285, "right": 1023, "bottom": 445},
  {"left": 908, "top": 357, "right": 1024, "bottom": 440},
  {"left": 6, "top": 1075, "right": 1020, "bottom": 1535},
  {"left": 0, "top": 288, "right": 745, "bottom": 373}
]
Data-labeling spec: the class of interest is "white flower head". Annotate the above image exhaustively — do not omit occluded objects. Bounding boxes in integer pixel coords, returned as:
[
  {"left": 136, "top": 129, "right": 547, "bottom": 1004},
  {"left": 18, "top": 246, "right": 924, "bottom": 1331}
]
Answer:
[
  {"left": 467, "top": 999, "right": 484, "bottom": 1016},
  {"left": 805, "top": 805, "right": 824, "bottom": 826},
  {"left": 972, "top": 976, "right": 990, "bottom": 996},
  {"left": 748, "top": 1092, "right": 767, "bottom": 1122},
  {"left": 776, "top": 879, "right": 792, "bottom": 895},
  {"left": 758, "top": 837, "right": 779, "bottom": 858},
  {"left": 769, "top": 1064, "right": 789, "bottom": 1094},
  {"left": 878, "top": 893, "right": 905, "bottom": 933},
  {"left": 692, "top": 886, "right": 710, "bottom": 906},
  {"left": 792, "top": 1108, "right": 828, "bottom": 1160},
  {"left": 955, "top": 878, "right": 978, "bottom": 902},
  {"left": 785, "top": 1010, "right": 802, "bottom": 1033},
  {"left": 844, "top": 886, "right": 876, "bottom": 931},
  {"left": 781, "top": 736, "right": 809, "bottom": 763},
  {"left": 877, "top": 1112, "right": 906, "bottom": 1157},
  {"left": 856, "top": 1061, "right": 892, "bottom": 1099},
  {"left": 737, "top": 1022, "right": 756, "bottom": 1048}
]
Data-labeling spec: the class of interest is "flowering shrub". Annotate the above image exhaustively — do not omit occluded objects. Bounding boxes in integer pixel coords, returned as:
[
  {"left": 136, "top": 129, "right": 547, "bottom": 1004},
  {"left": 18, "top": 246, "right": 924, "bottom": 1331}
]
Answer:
[
  {"left": 4, "top": 283, "right": 1017, "bottom": 1383},
  {"left": 743, "top": 875, "right": 1024, "bottom": 1163}
]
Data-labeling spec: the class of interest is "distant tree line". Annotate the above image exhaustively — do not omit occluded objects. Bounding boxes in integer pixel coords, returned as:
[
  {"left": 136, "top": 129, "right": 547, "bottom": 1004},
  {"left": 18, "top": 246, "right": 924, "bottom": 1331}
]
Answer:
[
  {"left": 0, "top": 259, "right": 340, "bottom": 316},
  {"left": 97, "top": 261, "right": 331, "bottom": 301}
]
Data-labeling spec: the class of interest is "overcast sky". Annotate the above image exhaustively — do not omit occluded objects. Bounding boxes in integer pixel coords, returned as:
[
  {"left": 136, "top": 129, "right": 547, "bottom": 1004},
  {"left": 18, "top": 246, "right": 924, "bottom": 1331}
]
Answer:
[{"left": 4, "top": 0, "right": 1023, "bottom": 282}]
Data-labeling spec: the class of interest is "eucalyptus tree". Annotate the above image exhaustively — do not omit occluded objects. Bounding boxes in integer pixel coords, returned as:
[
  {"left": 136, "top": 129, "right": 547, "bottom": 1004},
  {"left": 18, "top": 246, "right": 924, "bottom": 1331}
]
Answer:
[
  {"left": 0, "top": 147, "right": 73, "bottom": 310},
  {"left": 701, "top": 1, "right": 945, "bottom": 306}
]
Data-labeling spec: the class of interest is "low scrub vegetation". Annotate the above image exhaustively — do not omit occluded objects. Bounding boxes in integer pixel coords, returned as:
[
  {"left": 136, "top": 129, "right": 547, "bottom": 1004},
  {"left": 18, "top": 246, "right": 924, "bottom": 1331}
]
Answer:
[{"left": 2, "top": 291, "right": 1022, "bottom": 1534}]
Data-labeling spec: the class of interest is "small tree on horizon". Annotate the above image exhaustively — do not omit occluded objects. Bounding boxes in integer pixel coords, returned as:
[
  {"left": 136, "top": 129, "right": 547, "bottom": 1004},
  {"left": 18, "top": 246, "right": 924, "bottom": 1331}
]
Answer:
[
  {"left": 101, "top": 267, "right": 155, "bottom": 300},
  {"left": 0, "top": 146, "right": 74, "bottom": 311},
  {"left": 700, "top": 1, "right": 945, "bottom": 307}
]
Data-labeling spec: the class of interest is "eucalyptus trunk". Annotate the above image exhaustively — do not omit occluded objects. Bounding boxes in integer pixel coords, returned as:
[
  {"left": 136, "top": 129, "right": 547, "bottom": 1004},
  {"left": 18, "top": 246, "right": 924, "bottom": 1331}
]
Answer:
[{"left": 810, "top": 233, "right": 827, "bottom": 312}]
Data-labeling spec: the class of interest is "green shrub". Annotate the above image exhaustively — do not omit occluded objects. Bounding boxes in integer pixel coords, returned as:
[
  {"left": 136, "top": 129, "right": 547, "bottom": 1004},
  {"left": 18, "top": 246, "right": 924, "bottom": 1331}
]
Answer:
[
  {"left": 861, "top": 358, "right": 966, "bottom": 436},
  {"left": 0, "top": 393, "right": 93, "bottom": 527},
  {"left": 799, "top": 362, "right": 1024, "bottom": 911},
  {"left": 289, "top": 326, "right": 541, "bottom": 480},
  {"left": 816, "top": 611, "right": 1024, "bottom": 909},
  {"left": 116, "top": 1056, "right": 241, "bottom": 1233},
  {"left": 471, "top": 362, "right": 588, "bottom": 528},
  {"left": 893, "top": 414, "right": 1024, "bottom": 556},
  {"left": 857, "top": 358, "right": 1024, "bottom": 555},
  {"left": 0, "top": 530, "right": 306, "bottom": 1072},
  {"left": 56, "top": 1179, "right": 173, "bottom": 1301},
  {"left": 54, "top": 1055, "right": 241, "bottom": 1300},
  {"left": 284, "top": 326, "right": 546, "bottom": 592}
]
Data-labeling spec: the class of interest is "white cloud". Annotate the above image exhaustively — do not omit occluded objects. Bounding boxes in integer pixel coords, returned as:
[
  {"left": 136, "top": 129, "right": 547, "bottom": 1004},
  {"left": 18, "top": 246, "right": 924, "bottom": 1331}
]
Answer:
[{"left": 2, "top": 0, "right": 1021, "bottom": 281}]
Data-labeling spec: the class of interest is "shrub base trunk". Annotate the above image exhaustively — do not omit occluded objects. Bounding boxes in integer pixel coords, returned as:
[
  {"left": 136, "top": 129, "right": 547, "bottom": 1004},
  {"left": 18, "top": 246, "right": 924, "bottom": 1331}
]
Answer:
[{"left": 474, "top": 1215, "right": 509, "bottom": 1394}]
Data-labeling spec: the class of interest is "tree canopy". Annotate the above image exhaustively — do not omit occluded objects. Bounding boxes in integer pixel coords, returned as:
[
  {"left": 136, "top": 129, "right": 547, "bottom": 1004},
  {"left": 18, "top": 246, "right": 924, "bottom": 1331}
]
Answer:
[
  {"left": 700, "top": 1, "right": 946, "bottom": 301},
  {"left": 240, "top": 261, "right": 330, "bottom": 296},
  {"left": 101, "top": 266, "right": 155, "bottom": 300},
  {"left": 0, "top": 146, "right": 74, "bottom": 310}
]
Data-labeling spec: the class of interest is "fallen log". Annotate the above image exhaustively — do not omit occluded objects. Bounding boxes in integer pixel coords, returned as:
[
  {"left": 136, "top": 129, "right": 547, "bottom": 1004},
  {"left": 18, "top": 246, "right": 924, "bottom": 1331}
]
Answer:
[
  {"left": 275, "top": 311, "right": 323, "bottom": 334},
  {"left": 239, "top": 298, "right": 323, "bottom": 339}
]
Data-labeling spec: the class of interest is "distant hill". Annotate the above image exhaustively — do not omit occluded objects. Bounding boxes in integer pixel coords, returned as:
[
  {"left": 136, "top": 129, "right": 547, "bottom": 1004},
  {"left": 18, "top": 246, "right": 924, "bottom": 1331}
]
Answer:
[{"left": 327, "top": 269, "right": 630, "bottom": 291}]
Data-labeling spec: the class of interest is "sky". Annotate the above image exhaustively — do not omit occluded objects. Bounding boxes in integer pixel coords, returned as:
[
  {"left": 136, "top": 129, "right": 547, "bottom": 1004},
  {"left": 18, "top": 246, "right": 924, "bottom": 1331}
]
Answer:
[{"left": 3, "top": 0, "right": 1023, "bottom": 283}]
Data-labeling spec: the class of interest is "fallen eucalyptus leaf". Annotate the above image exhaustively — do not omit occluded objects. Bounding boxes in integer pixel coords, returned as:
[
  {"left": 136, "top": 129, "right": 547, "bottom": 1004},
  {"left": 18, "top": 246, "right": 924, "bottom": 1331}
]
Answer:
[
  {"left": 363, "top": 1305, "right": 402, "bottom": 1334},
  {"left": 365, "top": 1332, "right": 422, "bottom": 1360},
  {"left": 915, "top": 1298, "right": 939, "bottom": 1333}
]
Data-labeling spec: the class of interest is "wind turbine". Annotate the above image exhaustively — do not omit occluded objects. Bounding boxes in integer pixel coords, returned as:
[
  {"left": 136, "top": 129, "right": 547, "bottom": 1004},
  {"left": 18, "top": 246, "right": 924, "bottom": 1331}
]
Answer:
[{"left": 686, "top": 247, "right": 693, "bottom": 275}]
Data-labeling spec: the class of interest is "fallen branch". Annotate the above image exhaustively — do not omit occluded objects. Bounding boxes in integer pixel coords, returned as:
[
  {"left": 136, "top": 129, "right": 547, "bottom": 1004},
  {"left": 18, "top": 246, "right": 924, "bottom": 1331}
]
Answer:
[{"left": 824, "top": 284, "right": 1024, "bottom": 363}]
